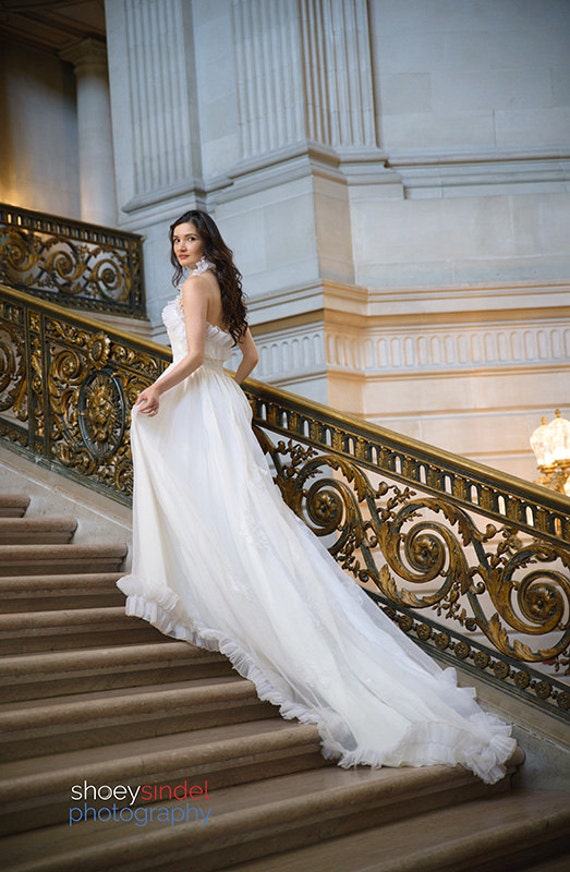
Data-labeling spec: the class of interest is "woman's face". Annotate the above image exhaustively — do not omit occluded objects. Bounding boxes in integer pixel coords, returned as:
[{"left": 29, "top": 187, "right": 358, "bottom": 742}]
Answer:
[{"left": 172, "top": 222, "right": 204, "bottom": 269}]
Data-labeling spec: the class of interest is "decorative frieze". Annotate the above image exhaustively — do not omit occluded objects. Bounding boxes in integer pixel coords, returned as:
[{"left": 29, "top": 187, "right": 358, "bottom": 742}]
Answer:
[
  {"left": 230, "top": 324, "right": 326, "bottom": 381},
  {"left": 238, "top": 315, "right": 570, "bottom": 384},
  {"left": 325, "top": 322, "right": 570, "bottom": 373}
]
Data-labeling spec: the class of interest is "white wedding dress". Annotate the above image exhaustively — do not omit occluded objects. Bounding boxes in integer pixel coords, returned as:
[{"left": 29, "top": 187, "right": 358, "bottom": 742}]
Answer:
[{"left": 118, "top": 281, "right": 516, "bottom": 785}]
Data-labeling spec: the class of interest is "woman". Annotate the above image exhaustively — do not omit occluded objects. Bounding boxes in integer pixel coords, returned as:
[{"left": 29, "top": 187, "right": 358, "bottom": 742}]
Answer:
[{"left": 118, "top": 210, "right": 516, "bottom": 784}]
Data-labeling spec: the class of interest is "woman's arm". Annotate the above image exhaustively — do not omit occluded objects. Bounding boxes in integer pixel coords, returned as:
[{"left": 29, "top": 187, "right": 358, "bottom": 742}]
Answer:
[
  {"left": 135, "top": 278, "right": 208, "bottom": 416},
  {"left": 234, "top": 328, "right": 259, "bottom": 386}
]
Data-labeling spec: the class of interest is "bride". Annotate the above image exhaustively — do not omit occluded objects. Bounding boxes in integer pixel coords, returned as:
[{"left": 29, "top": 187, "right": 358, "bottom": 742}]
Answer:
[{"left": 118, "top": 209, "right": 516, "bottom": 785}]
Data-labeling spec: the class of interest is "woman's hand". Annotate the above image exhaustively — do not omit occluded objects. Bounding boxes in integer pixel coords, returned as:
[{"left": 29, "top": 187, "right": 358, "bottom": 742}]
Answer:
[{"left": 135, "top": 385, "right": 160, "bottom": 416}]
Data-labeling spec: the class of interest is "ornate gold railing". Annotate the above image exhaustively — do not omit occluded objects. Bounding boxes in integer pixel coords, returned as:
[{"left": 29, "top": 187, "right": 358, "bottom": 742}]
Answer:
[
  {"left": 1, "top": 283, "right": 568, "bottom": 719},
  {"left": 0, "top": 204, "right": 145, "bottom": 317}
]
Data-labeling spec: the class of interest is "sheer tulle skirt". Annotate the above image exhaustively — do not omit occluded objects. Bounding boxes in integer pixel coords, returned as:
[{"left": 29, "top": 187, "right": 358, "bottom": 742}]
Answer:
[{"left": 118, "top": 359, "right": 516, "bottom": 785}]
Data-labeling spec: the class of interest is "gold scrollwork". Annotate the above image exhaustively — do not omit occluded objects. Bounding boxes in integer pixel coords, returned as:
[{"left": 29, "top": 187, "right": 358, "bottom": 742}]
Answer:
[
  {"left": 0, "top": 229, "right": 40, "bottom": 275},
  {"left": 42, "top": 238, "right": 89, "bottom": 291},
  {"left": 1, "top": 283, "right": 568, "bottom": 709},
  {"left": 28, "top": 313, "right": 45, "bottom": 447},
  {"left": 88, "top": 254, "right": 127, "bottom": 301},
  {"left": 78, "top": 370, "right": 126, "bottom": 459},
  {"left": 0, "top": 210, "right": 144, "bottom": 316},
  {"left": 472, "top": 536, "right": 570, "bottom": 668},
  {"left": 38, "top": 310, "right": 166, "bottom": 496},
  {"left": 269, "top": 439, "right": 386, "bottom": 584},
  {"left": 87, "top": 332, "right": 111, "bottom": 367},
  {"left": 0, "top": 321, "right": 26, "bottom": 417},
  {"left": 266, "top": 433, "right": 570, "bottom": 675}
]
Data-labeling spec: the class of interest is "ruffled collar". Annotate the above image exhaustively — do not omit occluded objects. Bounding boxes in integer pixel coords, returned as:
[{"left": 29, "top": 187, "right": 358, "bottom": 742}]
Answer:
[{"left": 187, "top": 257, "right": 214, "bottom": 276}]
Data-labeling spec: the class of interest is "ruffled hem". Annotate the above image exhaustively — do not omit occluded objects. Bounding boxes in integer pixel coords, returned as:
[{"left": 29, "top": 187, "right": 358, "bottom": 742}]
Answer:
[{"left": 117, "top": 581, "right": 517, "bottom": 786}]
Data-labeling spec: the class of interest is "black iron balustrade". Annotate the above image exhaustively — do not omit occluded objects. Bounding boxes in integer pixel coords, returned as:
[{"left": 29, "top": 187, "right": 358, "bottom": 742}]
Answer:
[
  {"left": 0, "top": 203, "right": 145, "bottom": 318},
  {"left": 0, "top": 283, "right": 569, "bottom": 719}
]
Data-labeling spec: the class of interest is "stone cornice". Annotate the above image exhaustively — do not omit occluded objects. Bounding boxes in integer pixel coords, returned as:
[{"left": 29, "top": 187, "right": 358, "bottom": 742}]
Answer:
[
  {"left": 214, "top": 142, "right": 402, "bottom": 205},
  {"left": 386, "top": 149, "right": 570, "bottom": 197},
  {"left": 387, "top": 148, "right": 570, "bottom": 167},
  {"left": 246, "top": 278, "right": 370, "bottom": 326},
  {"left": 366, "top": 279, "right": 570, "bottom": 319},
  {"left": 243, "top": 278, "right": 570, "bottom": 384},
  {"left": 246, "top": 277, "right": 570, "bottom": 329}
]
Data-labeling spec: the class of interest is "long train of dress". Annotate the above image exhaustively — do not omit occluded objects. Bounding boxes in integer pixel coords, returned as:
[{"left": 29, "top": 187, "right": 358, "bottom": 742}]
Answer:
[{"left": 118, "top": 293, "right": 516, "bottom": 785}]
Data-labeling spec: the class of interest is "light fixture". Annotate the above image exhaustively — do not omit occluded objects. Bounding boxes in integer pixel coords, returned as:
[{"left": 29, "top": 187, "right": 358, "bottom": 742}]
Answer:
[{"left": 530, "top": 409, "right": 570, "bottom": 495}]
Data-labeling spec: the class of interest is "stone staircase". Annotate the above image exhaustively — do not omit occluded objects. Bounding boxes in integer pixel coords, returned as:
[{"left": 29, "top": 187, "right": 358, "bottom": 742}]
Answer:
[{"left": 0, "top": 493, "right": 569, "bottom": 872}]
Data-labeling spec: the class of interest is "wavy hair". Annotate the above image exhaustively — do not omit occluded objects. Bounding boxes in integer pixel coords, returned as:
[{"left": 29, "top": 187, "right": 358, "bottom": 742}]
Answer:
[{"left": 169, "top": 210, "right": 248, "bottom": 345}]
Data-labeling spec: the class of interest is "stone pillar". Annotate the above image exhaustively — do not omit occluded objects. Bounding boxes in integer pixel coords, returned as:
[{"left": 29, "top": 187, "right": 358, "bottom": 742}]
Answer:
[
  {"left": 218, "top": 0, "right": 402, "bottom": 407},
  {"left": 231, "top": 0, "right": 379, "bottom": 160},
  {"left": 60, "top": 38, "right": 117, "bottom": 227},
  {"left": 105, "top": 0, "right": 201, "bottom": 216},
  {"left": 104, "top": 0, "right": 203, "bottom": 329}
]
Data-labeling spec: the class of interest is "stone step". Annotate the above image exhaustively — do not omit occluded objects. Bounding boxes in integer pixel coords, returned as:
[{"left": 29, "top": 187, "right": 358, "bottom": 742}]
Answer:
[
  {"left": 0, "top": 760, "right": 519, "bottom": 872},
  {"left": 0, "top": 496, "right": 564, "bottom": 872},
  {"left": 0, "top": 517, "right": 78, "bottom": 545},
  {"left": 0, "top": 641, "right": 235, "bottom": 702},
  {"left": 0, "top": 494, "right": 30, "bottom": 518},
  {"left": 0, "top": 719, "right": 326, "bottom": 836},
  {"left": 228, "top": 788, "right": 570, "bottom": 872},
  {"left": 0, "top": 607, "right": 161, "bottom": 654},
  {"left": 0, "top": 543, "right": 128, "bottom": 576},
  {"left": 0, "top": 676, "right": 279, "bottom": 760},
  {"left": 0, "top": 573, "right": 124, "bottom": 613}
]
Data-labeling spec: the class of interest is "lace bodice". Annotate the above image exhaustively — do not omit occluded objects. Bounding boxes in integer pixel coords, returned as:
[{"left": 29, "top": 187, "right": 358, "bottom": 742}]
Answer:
[
  {"left": 161, "top": 296, "right": 234, "bottom": 366},
  {"left": 162, "top": 261, "right": 233, "bottom": 366},
  {"left": 161, "top": 258, "right": 234, "bottom": 366}
]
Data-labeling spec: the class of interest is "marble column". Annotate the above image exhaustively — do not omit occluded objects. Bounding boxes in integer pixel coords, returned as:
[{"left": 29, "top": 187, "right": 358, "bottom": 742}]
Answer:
[{"left": 60, "top": 38, "right": 117, "bottom": 227}]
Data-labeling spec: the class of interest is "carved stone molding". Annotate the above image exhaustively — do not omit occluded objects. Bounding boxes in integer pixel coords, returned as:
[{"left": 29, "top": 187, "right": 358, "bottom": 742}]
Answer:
[
  {"left": 325, "top": 321, "right": 570, "bottom": 375},
  {"left": 387, "top": 149, "right": 570, "bottom": 199},
  {"left": 59, "top": 37, "right": 108, "bottom": 71},
  {"left": 246, "top": 277, "right": 570, "bottom": 381}
]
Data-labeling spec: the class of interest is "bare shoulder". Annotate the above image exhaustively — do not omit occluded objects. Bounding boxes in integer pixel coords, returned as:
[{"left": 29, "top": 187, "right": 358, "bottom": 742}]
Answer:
[
  {"left": 181, "top": 272, "right": 209, "bottom": 293},
  {"left": 180, "top": 273, "right": 212, "bottom": 302}
]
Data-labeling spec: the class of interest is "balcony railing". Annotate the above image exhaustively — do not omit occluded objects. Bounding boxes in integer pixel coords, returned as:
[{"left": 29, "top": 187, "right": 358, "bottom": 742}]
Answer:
[
  {"left": 0, "top": 283, "right": 568, "bottom": 721},
  {"left": 0, "top": 203, "right": 145, "bottom": 318}
]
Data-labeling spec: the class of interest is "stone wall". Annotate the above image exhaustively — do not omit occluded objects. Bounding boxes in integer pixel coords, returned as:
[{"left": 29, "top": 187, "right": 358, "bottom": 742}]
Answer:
[
  {"left": 0, "top": 37, "right": 80, "bottom": 218},
  {"left": 2, "top": 0, "right": 569, "bottom": 480}
]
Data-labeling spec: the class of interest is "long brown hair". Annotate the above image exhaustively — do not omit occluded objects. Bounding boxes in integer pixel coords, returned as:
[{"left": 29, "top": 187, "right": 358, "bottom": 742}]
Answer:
[{"left": 169, "top": 210, "right": 248, "bottom": 344}]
